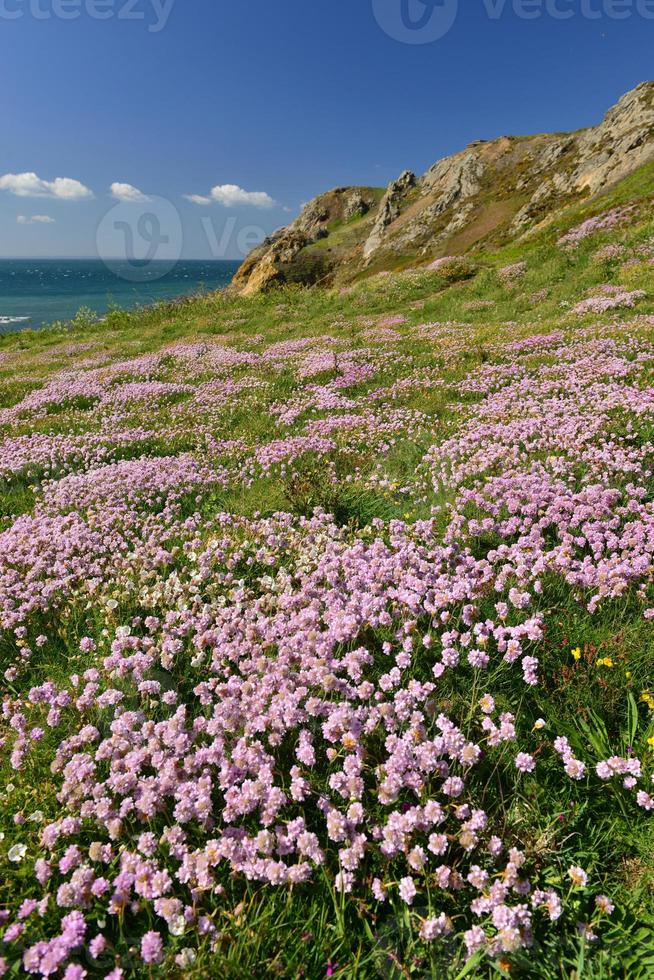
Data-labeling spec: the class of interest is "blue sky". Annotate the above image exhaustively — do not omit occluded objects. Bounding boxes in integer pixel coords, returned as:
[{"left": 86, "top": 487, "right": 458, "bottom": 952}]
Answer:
[{"left": 1, "top": 0, "right": 653, "bottom": 259}]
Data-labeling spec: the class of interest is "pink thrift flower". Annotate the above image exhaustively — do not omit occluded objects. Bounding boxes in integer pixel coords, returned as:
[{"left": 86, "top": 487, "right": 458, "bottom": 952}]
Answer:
[
  {"left": 398, "top": 876, "right": 417, "bottom": 905},
  {"left": 140, "top": 931, "right": 163, "bottom": 965},
  {"left": 515, "top": 752, "right": 536, "bottom": 773}
]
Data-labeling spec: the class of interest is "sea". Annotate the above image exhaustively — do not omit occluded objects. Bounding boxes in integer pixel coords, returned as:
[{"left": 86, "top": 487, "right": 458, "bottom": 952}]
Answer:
[{"left": 0, "top": 259, "right": 241, "bottom": 333}]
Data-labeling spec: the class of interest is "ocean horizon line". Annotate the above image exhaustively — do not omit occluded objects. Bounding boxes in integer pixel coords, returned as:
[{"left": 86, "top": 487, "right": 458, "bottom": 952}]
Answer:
[
  {"left": 0, "top": 257, "right": 240, "bottom": 332},
  {"left": 0, "top": 255, "right": 243, "bottom": 262}
]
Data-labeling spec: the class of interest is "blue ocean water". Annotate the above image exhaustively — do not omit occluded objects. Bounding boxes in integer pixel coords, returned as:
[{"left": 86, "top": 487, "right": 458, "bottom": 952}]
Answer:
[{"left": 0, "top": 259, "right": 240, "bottom": 332}]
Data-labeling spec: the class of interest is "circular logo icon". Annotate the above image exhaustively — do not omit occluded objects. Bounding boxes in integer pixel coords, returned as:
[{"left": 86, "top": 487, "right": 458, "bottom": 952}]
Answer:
[
  {"left": 372, "top": 0, "right": 459, "bottom": 44},
  {"left": 373, "top": 909, "right": 458, "bottom": 979},
  {"left": 96, "top": 195, "right": 183, "bottom": 282}
]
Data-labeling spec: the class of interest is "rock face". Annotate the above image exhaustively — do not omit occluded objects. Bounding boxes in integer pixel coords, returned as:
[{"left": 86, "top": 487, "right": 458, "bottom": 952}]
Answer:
[
  {"left": 231, "top": 230, "right": 311, "bottom": 296},
  {"left": 344, "top": 192, "right": 370, "bottom": 220},
  {"left": 229, "top": 186, "right": 382, "bottom": 295},
  {"left": 231, "top": 83, "right": 654, "bottom": 294},
  {"left": 363, "top": 170, "right": 416, "bottom": 260}
]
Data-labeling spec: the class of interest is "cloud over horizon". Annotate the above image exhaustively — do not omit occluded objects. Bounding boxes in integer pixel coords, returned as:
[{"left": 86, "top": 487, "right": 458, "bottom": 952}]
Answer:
[
  {"left": 110, "top": 182, "right": 151, "bottom": 203},
  {"left": 184, "top": 183, "right": 276, "bottom": 209},
  {"left": 17, "top": 214, "right": 56, "bottom": 225},
  {"left": 0, "top": 172, "right": 93, "bottom": 200}
]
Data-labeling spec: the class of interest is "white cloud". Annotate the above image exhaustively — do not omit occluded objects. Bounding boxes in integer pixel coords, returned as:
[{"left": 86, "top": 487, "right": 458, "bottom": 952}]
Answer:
[
  {"left": 0, "top": 172, "right": 93, "bottom": 200},
  {"left": 110, "top": 182, "right": 151, "bottom": 203},
  {"left": 184, "top": 194, "right": 212, "bottom": 205},
  {"left": 17, "top": 214, "right": 56, "bottom": 225},
  {"left": 184, "top": 183, "right": 276, "bottom": 209}
]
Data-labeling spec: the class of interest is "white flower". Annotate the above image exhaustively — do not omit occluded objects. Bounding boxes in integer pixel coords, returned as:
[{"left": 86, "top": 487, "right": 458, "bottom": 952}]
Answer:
[
  {"left": 8, "top": 843, "right": 27, "bottom": 863},
  {"left": 479, "top": 694, "right": 495, "bottom": 714},
  {"left": 175, "top": 949, "right": 196, "bottom": 968},
  {"left": 169, "top": 915, "right": 186, "bottom": 936},
  {"left": 29, "top": 811, "right": 44, "bottom": 823},
  {"left": 568, "top": 865, "right": 588, "bottom": 888}
]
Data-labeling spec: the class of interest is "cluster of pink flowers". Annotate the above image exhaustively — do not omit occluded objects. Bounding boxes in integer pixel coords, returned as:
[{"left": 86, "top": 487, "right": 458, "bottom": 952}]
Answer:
[
  {"left": 572, "top": 286, "right": 646, "bottom": 317},
  {"left": 503, "top": 331, "right": 564, "bottom": 354},
  {"left": 593, "top": 243, "right": 627, "bottom": 262},
  {"left": 558, "top": 205, "right": 637, "bottom": 247},
  {"left": 426, "top": 256, "right": 457, "bottom": 271},
  {"left": 464, "top": 299, "right": 496, "bottom": 311},
  {"left": 0, "top": 313, "right": 653, "bottom": 975},
  {"left": 497, "top": 262, "right": 527, "bottom": 287}
]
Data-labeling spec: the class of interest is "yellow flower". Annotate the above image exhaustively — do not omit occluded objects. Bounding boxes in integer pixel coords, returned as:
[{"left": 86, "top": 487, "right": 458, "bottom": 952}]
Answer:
[
  {"left": 626, "top": 671, "right": 632, "bottom": 680},
  {"left": 571, "top": 647, "right": 582, "bottom": 661},
  {"left": 597, "top": 657, "right": 614, "bottom": 668},
  {"left": 647, "top": 736, "right": 654, "bottom": 748}
]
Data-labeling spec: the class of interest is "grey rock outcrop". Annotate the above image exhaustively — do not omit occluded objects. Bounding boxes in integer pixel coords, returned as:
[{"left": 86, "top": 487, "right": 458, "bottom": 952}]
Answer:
[
  {"left": 363, "top": 170, "right": 416, "bottom": 260},
  {"left": 344, "top": 192, "right": 370, "bottom": 220}
]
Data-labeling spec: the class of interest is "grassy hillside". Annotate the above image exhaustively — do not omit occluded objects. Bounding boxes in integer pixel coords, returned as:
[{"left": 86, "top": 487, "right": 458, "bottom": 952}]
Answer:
[
  {"left": 0, "top": 169, "right": 654, "bottom": 979},
  {"left": 231, "top": 85, "right": 654, "bottom": 294}
]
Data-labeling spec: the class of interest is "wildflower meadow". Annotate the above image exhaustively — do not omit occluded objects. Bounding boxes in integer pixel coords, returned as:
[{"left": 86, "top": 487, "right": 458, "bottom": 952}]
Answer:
[{"left": 1, "top": 176, "right": 654, "bottom": 978}]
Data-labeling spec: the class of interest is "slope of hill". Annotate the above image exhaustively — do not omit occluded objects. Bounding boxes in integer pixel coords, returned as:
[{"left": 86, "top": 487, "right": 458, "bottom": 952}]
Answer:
[
  {"left": 232, "top": 82, "right": 654, "bottom": 295},
  {"left": 0, "top": 153, "right": 653, "bottom": 979}
]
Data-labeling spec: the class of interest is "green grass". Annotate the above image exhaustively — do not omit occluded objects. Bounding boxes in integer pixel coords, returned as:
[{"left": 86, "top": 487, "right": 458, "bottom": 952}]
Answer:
[{"left": 0, "top": 164, "right": 654, "bottom": 979}]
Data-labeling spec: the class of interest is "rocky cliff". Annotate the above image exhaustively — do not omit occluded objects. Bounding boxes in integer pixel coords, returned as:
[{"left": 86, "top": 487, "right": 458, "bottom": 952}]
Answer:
[{"left": 230, "top": 83, "right": 654, "bottom": 294}]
